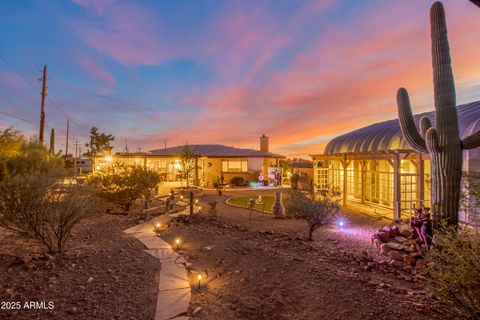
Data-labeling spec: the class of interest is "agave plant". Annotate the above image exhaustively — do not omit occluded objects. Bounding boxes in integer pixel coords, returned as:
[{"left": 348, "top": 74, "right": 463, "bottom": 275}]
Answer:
[{"left": 397, "top": 2, "right": 480, "bottom": 226}]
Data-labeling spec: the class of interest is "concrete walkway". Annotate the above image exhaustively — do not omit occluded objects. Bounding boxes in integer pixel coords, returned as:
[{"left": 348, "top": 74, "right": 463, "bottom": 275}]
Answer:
[{"left": 125, "top": 214, "right": 192, "bottom": 320}]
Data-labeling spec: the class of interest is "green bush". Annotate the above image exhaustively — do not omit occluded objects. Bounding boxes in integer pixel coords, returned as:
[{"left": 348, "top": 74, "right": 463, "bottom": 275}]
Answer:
[
  {"left": 290, "top": 174, "right": 300, "bottom": 189},
  {"left": 230, "top": 176, "right": 245, "bottom": 186},
  {"left": 0, "top": 139, "right": 93, "bottom": 253},
  {"left": 425, "top": 228, "right": 480, "bottom": 319},
  {"left": 285, "top": 190, "right": 340, "bottom": 240},
  {"left": 88, "top": 163, "right": 160, "bottom": 213}
]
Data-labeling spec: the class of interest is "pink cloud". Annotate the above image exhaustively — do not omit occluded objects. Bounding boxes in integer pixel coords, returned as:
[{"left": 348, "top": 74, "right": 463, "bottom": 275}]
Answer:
[
  {"left": 75, "top": 54, "right": 115, "bottom": 93},
  {"left": 145, "top": 1, "right": 480, "bottom": 158}
]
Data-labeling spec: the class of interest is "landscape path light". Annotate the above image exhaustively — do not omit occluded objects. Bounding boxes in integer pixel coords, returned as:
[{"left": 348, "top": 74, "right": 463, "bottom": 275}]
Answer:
[
  {"left": 175, "top": 238, "right": 181, "bottom": 250},
  {"left": 197, "top": 274, "right": 202, "bottom": 289}
]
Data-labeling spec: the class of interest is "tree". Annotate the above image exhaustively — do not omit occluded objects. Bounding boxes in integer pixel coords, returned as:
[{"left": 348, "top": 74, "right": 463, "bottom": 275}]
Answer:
[
  {"left": 85, "top": 127, "right": 114, "bottom": 156},
  {"left": 0, "top": 127, "right": 24, "bottom": 157},
  {"left": 285, "top": 189, "right": 340, "bottom": 241},
  {"left": 460, "top": 171, "right": 480, "bottom": 226},
  {"left": 0, "top": 135, "right": 93, "bottom": 253},
  {"left": 179, "top": 144, "right": 198, "bottom": 187},
  {"left": 89, "top": 163, "right": 160, "bottom": 213}
]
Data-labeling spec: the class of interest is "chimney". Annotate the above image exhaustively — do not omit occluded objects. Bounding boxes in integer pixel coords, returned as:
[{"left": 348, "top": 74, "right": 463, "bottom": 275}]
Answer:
[{"left": 260, "top": 134, "right": 269, "bottom": 153}]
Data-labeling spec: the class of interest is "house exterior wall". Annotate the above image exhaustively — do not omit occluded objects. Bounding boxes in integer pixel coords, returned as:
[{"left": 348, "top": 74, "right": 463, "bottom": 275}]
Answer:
[{"left": 93, "top": 155, "right": 281, "bottom": 187}]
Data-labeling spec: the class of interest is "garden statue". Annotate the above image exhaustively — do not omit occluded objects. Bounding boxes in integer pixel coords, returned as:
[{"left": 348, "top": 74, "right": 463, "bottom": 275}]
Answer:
[
  {"left": 397, "top": 2, "right": 480, "bottom": 226},
  {"left": 271, "top": 192, "right": 285, "bottom": 218}
]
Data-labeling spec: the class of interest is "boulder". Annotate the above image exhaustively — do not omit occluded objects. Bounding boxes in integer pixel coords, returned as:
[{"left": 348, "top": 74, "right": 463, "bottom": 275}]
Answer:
[
  {"left": 386, "top": 242, "right": 407, "bottom": 251},
  {"left": 380, "top": 243, "right": 392, "bottom": 255},
  {"left": 403, "top": 255, "right": 415, "bottom": 265},
  {"left": 376, "top": 231, "right": 391, "bottom": 243},
  {"left": 388, "top": 250, "right": 404, "bottom": 261},
  {"left": 391, "top": 226, "right": 401, "bottom": 236},
  {"left": 389, "top": 259, "right": 403, "bottom": 268},
  {"left": 401, "top": 229, "right": 413, "bottom": 238},
  {"left": 393, "top": 236, "right": 408, "bottom": 243}
]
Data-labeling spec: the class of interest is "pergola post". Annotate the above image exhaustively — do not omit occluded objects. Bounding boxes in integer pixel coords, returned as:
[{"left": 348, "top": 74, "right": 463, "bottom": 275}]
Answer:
[
  {"left": 417, "top": 154, "right": 425, "bottom": 206},
  {"left": 393, "top": 154, "right": 401, "bottom": 221},
  {"left": 361, "top": 160, "right": 366, "bottom": 204},
  {"left": 341, "top": 159, "right": 350, "bottom": 206}
]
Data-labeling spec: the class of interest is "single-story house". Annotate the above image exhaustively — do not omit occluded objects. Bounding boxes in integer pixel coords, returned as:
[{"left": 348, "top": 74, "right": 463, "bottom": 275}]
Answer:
[
  {"left": 93, "top": 135, "right": 285, "bottom": 187},
  {"left": 310, "top": 101, "right": 480, "bottom": 221}
]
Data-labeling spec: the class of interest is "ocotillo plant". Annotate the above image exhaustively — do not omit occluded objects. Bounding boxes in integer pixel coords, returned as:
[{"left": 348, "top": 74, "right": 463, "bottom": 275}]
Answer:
[
  {"left": 49, "top": 128, "right": 55, "bottom": 154},
  {"left": 397, "top": 2, "right": 480, "bottom": 226}
]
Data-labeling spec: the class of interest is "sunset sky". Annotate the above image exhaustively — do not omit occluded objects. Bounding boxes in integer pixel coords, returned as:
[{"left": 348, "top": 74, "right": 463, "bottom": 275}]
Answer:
[{"left": 1, "top": 0, "right": 479, "bottom": 158}]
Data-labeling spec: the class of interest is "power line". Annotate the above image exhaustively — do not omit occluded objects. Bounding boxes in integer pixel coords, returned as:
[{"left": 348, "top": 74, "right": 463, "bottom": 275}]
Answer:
[
  {"left": 0, "top": 55, "right": 38, "bottom": 91},
  {"left": 0, "top": 109, "right": 36, "bottom": 125},
  {"left": 0, "top": 54, "right": 92, "bottom": 135}
]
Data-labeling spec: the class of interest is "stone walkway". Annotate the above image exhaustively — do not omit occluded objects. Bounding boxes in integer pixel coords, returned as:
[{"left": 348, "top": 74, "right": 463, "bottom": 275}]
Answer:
[{"left": 125, "top": 213, "right": 192, "bottom": 320}]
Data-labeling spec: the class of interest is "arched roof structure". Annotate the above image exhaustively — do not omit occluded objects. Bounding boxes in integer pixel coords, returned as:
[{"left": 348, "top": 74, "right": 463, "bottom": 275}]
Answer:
[{"left": 324, "top": 101, "right": 480, "bottom": 154}]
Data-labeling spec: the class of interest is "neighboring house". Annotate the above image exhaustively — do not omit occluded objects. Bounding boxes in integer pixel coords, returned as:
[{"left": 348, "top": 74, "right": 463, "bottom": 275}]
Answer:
[
  {"left": 76, "top": 157, "right": 93, "bottom": 174},
  {"left": 291, "top": 159, "right": 313, "bottom": 190},
  {"left": 93, "top": 135, "right": 285, "bottom": 187},
  {"left": 310, "top": 101, "right": 480, "bottom": 221}
]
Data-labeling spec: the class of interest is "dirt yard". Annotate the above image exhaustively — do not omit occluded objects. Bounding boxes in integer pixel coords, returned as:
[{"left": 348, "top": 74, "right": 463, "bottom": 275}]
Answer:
[
  {"left": 159, "top": 190, "right": 452, "bottom": 320},
  {"left": 0, "top": 214, "right": 158, "bottom": 320}
]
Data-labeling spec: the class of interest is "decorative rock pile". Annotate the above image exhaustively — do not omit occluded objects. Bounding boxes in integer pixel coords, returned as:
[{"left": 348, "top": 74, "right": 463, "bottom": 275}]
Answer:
[{"left": 371, "top": 226, "right": 426, "bottom": 274}]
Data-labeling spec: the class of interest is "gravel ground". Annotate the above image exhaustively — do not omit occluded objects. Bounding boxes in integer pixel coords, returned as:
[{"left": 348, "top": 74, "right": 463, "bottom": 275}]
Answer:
[
  {"left": 159, "top": 190, "right": 452, "bottom": 320},
  {"left": 0, "top": 214, "right": 159, "bottom": 320}
]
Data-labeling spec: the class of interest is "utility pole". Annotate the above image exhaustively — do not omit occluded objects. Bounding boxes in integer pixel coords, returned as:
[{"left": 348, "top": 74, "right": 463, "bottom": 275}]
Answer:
[
  {"left": 65, "top": 119, "right": 69, "bottom": 159},
  {"left": 164, "top": 139, "right": 167, "bottom": 149},
  {"left": 39, "top": 65, "right": 47, "bottom": 144},
  {"left": 74, "top": 141, "right": 78, "bottom": 177}
]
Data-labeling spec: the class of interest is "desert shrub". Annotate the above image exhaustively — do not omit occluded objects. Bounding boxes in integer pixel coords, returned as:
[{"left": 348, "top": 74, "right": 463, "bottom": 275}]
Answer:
[
  {"left": 285, "top": 190, "right": 340, "bottom": 240},
  {"left": 0, "top": 171, "right": 95, "bottom": 253},
  {"left": 461, "top": 171, "right": 480, "bottom": 226},
  {"left": 290, "top": 174, "right": 300, "bottom": 189},
  {"left": 230, "top": 176, "right": 245, "bottom": 186},
  {"left": 89, "top": 163, "right": 160, "bottom": 213},
  {"left": 425, "top": 228, "right": 480, "bottom": 319},
  {"left": 0, "top": 137, "right": 65, "bottom": 182}
]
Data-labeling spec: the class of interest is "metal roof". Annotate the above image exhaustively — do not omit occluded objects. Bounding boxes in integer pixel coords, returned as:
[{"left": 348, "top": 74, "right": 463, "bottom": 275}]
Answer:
[
  {"left": 323, "top": 101, "right": 480, "bottom": 154},
  {"left": 149, "top": 144, "right": 285, "bottom": 158}
]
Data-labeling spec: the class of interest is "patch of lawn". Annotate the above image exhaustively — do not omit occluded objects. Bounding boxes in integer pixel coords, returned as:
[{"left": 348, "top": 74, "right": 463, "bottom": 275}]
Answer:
[{"left": 227, "top": 196, "right": 275, "bottom": 213}]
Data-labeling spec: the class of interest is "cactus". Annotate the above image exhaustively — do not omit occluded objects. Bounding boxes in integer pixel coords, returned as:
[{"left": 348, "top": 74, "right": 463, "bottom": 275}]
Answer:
[
  {"left": 397, "top": 2, "right": 480, "bottom": 226},
  {"left": 49, "top": 128, "right": 55, "bottom": 154}
]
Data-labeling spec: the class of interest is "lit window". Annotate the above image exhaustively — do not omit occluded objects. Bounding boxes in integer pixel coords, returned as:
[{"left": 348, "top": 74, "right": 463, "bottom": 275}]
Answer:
[{"left": 222, "top": 160, "right": 248, "bottom": 173}]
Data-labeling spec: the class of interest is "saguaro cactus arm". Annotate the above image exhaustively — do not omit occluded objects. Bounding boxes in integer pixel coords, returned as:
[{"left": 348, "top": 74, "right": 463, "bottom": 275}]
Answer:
[
  {"left": 397, "top": 88, "right": 428, "bottom": 153},
  {"left": 419, "top": 117, "right": 432, "bottom": 139},
  {"left": 425, "top": 127, "right": 442, "bottom": 154},
  {"left": 461, "top": 131, "right": 480, "bottom": 150}
]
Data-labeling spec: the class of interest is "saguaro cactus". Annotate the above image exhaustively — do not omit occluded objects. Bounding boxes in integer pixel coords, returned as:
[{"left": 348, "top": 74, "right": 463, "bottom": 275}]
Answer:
[
  {"left": 397, "top": 2, "right": 480, "bottom": 226},
  {"left": 49, "top": 128, "right": 55, "bottom": 154}
]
